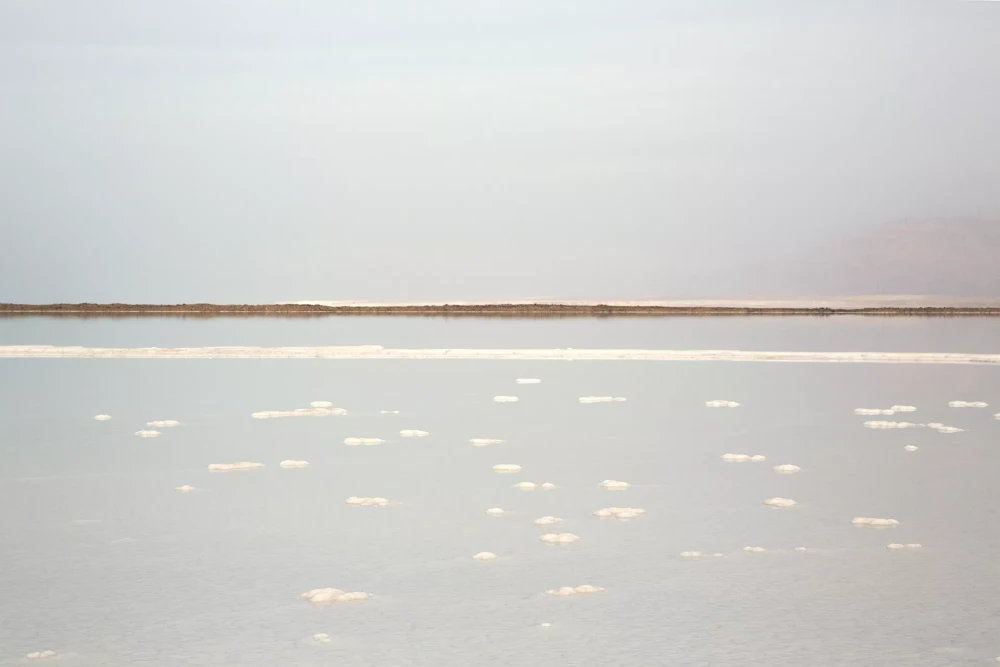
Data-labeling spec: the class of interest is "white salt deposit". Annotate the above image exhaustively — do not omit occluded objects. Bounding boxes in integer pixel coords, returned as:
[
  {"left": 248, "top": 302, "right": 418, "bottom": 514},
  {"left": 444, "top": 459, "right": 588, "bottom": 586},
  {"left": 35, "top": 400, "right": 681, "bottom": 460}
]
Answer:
[
  {"left": 578, "top": 396, "right": 627, "bottom": 403},
  {"left": 750, "top": 455, "right": 767, "bottom": 462},
  {"left": 280, "top": 460, "right": 310, "bottom": 468},
  {"left": 598, "top": 479, "right": 630, "bottom": 490},
  {"left": 472, "top": 551, "right": 498, "bottom": 561},
  {"left": 854, "top": 408, "right": 895, "bottom": 415},
  {"left": 400, "top": 429, "right": 429, "bottom": 438},
  {"left": 706, "top": 400, "right": 740, "bottom": 407},
  {"left": 540, "top": 623, "right": 552, "bottom": 628},
  {"left": 313, "top": 633, "right": 331, "bottom": 644},
  {"left": 470, "top": 438, "right": 505, "bottom": 446},
  {"left": 252, "top": 407, "right": 345, "bottom": 419},
  {"left": 516, "top": 378, "right": 541, "bottom": 384},
  {"left": 764, "top": 497, "right": 797, "bottom": 508},
  {"left": 310, "top": 401, "right": 333, "bottom": 408},
  {"left": 146, "top": 420, "right": 180, "bottom": 428},
  {"left": 593, "top": 507, "right": 646, "bottom": 519},
  {"left": 891, "top": 405, "right": 917, "bottom": 412},
  {"left": 722, "top": 453, "right": 752, "bottom": 462},
  {"left": 514, "top": 481, "right": 537, "bottom": 490},
  {"left": 485, "top": 508, "right": 508, "bottom": 516},
  {"left": 679, "top": 551, "right": 702, "bottom": 558},
  {"left": 301, "top": 588, "right": 372, "bottom": 604},
  {"left": 932, "top": 425, "right": 965, "bottom": 434},
  {"left": 345, "top": 496, "right": 390, "bottom": 507},
  {"left": 533, "top": 516, "right": 563, "bottom": 526},
  {"left": 344, "top": 437, "right": 385, "bottom": 446},
  {"left": 208, "top": 462, "right": 265, "bottom": 472},
  {"left": 545, "top": 584, "right": 603, "bottom": 596},
  {"left": 380, "top": 410, "right": 400, "bottom": 414},
  {"left": 864, "top": 420, "right": 918, "bottom": 429},
  {"left": 887, "top": 543, "right": 923, "bottom": 550},
  {"left": 494, "top": 396, "right": 519, "bottom": 403},
  {"left": 93, "top": 414, "right": 111, "bottom": 421},
  {"left": 174, "top": 485, "right": 196, "bottom": 493},
  {"left": 134, "top": 430, "right": 160, "bottom": 438},
  {"left": 794, "top": 547, "right": 807, "bottom": 552},
  {"left": 493, "top": 464, "right": 522, "bottom": 473},
  {"left": 904, "top": 445, "right": 919, "bottom": 452},
  {"left": 852, "top": 517, "right": 900, "bottom": 527},
  {"left": 26, "top": 651, "right": 58, "bottom": 660},
  {"left": 949, "top": 400, "right": 988, "bottom": 408},
  {"left": 743, "top": 546, "right": 767, "bottom": 553},
  {"left": 773, "top": 464, "right": 801, "bottom": 474},
  {"left": 540, "top": 532, "right": 580, "bottom": 544},
  {"left": 541, "top": 482, "right": 556, "bottom": 490}
]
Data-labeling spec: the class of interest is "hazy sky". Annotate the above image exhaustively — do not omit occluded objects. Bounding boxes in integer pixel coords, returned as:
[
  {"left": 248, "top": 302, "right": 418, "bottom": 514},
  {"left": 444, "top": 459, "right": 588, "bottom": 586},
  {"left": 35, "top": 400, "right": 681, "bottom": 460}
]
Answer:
[{"left": 1, "top": 0, "right": 998, "bottom": 302}]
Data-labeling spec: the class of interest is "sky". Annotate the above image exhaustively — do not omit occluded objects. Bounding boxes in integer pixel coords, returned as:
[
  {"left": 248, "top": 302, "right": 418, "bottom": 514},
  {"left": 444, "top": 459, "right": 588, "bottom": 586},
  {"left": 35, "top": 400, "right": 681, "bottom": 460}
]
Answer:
[{"left": 1, "top": 0, "right": 998, "bottom": 303}]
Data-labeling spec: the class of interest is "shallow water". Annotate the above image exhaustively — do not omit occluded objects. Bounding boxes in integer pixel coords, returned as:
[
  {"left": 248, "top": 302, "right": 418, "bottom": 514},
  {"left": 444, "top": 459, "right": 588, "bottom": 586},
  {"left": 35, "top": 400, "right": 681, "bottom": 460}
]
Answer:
[{"left": 1, "top": 317, "right": 999, "bottom": 666}]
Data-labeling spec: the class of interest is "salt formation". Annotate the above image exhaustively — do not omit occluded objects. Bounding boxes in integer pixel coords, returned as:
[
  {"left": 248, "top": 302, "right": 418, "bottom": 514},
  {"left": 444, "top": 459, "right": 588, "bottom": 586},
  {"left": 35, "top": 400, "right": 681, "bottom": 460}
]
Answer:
[
  {"left": 540, "top": 623, "right": 552, "bottom": 628},
  {"left": 764, "top": 497, "right": 797, "bottom": 508},
  {"left": 280, "top": 460, "right": 310, "bottom": 468},
  {"left": 864, "top": 421, "right": 918, "bottom": 429},
  {"left": 516, "top": 378, "right": 542, "bottom": 384},
  {"left": 485, "top": 508, "right": 508, "bottom": 516},
  {"left": 854, "top": 408, "right": 895, "bottom": 415},
  {"left": 794, "top": 547, "right": 807, "bottom": 552},
  {"left": 750, "top": 455, "right": 767, "bottom": 462},
  {"left": 533, "top": 516, "right": 563, "bottom": 526},
  {"left": 743, "top": 546, "right": 767, "bottom": 553},
  {"left": 301, "top": 588, "right": 372, "bottom": 604},
  {"left": 310, "top": 401, "right": 333, "bottom": 408},
  {"left": 313, "top": 633, "right": 332, "bottom": 644},
  {"left": 494, "top": 396, "right": 519, "bottom": 403},
  {"left": 593, "top": 507, "right": 645, "bottom": 519},
  {"left": 722, "top": 453, "right": 752, "bottom": 462},
  {"left": 93, "top": 414, "right": 111, "bottom": 421},
  {"left": 931, "top": 424, "right": 964, "bottom": 434},
  {"left": 904, "top": 445, "right": 919, "bottom": 452},
  {"left": 472, "top": 552, "right": 498, "bottom": 561},
  {"left": 706, "top": 400, "right": 740, "bottom": 408},
  {"left": 344, "top": 437, "right": 385, "bottom": 446},
  {"left": 208, "top": 462, "right": 265, "bottom": 472},
  {"left": 134, "top": 430, "right": 160, "bottom": 438},
  {"left": 380, "top": 410, "right": 400, "bottom": 414},
  {"left": 891, "top": 405, "right": 917, "bottom": 412},
  {"left": 679, "top": 551, "right": 702, "bottom": 558},
  {"left": 545, "top": 585, "right": 603, "bottom": 596},
  {"left": 598, "top": 479, "right": 630, "bottom": 490},
  {"left": 252, "top": 407, "right": 345, "bottom": 419},
  {"left": 26, "top": 651, "right": 58, "bottom": 660},
  {"left": 345, "top": 497, "right": 390, "bottom": 507},
  {"left": 470, "top": 438, "right": 505, "bottom": 446},
  {"left": 492, "top": 464, "right": 521, "bottom": 473},
  {"left": 541, "top": 482, "right": 556, "bottom": 490},
  {"left": 578, "top": 396, "right": 627, "bottom": 403},
  {"left": 773, "top": 464, "right": 801, "bottom": 474},
  {"left": 147, "top": 420, "right": 180, "bottom": 427},
  {"left": 949, "top": 400, "right": 988, "bottom": 408},
  {"left": 174, "top": 485, "right": 196, "bottom": 493},
  {"left": 540, "top": 532, "right": 580, "bottom": 544},
  {"left": 852, "top": 517, "right": 899, "bottom": 527},
  {"left": 400, "top": 429, "right": 429, "bottom": 437},
  {"left": 887, "top": 543, "right": 923, "bottom": 550},
  {"left": 514, "top": 481, "right": 537, "bottom": 490}
]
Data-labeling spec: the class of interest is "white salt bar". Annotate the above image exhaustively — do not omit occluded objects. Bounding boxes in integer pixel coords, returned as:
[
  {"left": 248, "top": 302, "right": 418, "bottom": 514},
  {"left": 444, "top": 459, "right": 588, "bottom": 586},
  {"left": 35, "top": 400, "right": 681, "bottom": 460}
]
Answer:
[
  {"left": 891, "top": 405, "right": 917, "bottom": 412},
  {"left": 310, "top": 401, "right": 333, "bottom": 408},
  {"left": 904, "top": 445, "right": 919, "bottom": 452},
  {"left": 864, "top": 421, "right": 918, "bottom": 429},
  {"left": 545, "top": 584, "right": 603, "bottom": 596},
  {"left": 712, "top": 553, "right": 725, "bottom": 558},
  {"left": 400, "top": 429, "right": 429, "bottom": 437},
  {"left": 887, "top": 543, "right": 923, "bottom": 550},
  {"left": 679, "top": 551, "right": 702, "bottom": 558},
  {"left": 722, "top": 453, "right": 752, "bottom": 462},
  {"left": 593, "top": 507, "right": 645, "bottom": 519},
  {"left": 949, "top": 400, "right": 988, "bottom": 408},
  {"left": 514, "top": 481, "right": 537, "bottom": 490},
  {"left": 280, "top": 460, "right": 310, "bottom": 468},
  {"left": 208, "top": 462, "right": 265, "bottom": 472},
  {"left": 854, "top": 408, "right": 895, "bottom": 415},
  {"left": 494, "top": 396, "right": 519, "bottom": 403},
  {"left": 252, "top": 407, "right": 346, "bottom": 419},
  {"left": 344, "top": 437, "right": 385, "bottom": 446},
  {"left": 135, "top": 430, "right": 160, "bottom": 438},
  {"left": 174, "top": 485, "right": 196, "bottom": 493},
  {"left": 344, "top": 496, "right": 390, "bottom": 507},
  {"left": 492, "top": 464, "right": 521, "bottom": 473},
  {"left": 764, "top": 497, "right": 797, "bottom": 508},
  {"left": 147, "top": 420, "right": 180, "bottom": 427},
  {"left": 26, "top": 652, "right": 58, "bottom": 660},
  {"left": 301, "top": 588, "right": 372, "bottom": 604},
  {"left": 742, "top": 546, "right": 766, "bottom": 553},
  {"left": 598, "top": 479, "right": 630, "bottom": 490},
  {"left": 773, "top": 464, "right": 801, "bottom": 474},
  {"left": 539, "top": 533, "right": 580, "bottom": 544},
  {"left": 485, "top": 508, "right": 508, "bottom": 516},
  {"left": 794, "top": 547, "right": 807, "bottom": 552},
  {"left": 852, "top": 517, "right": 899, "bottom": 527},
  {"left": 540, "top": 623, "right": 552, "bottom": 628},
  {"left": 533, "top": 516, "right": 562, "bottom": 526},
  {"left": 933, "top": 425, "right": 964, "bottom": 434},
  {"left": 93, "top": 414, "right": 112, "bottom": 421},
  {"left": 313, "top": 633, "right": 331, "bottom": 644},
  {"left": 706, "top": 400, "right": 740, "bottom": 407},
  {"left": 380, "top": 410, "right": 400, "bottom": 414},
  {"left": 472, "top": 551, "right": 498, "bottom": 561},
  {"left": 750, "top": 455, "right": 767, "bottom": 462},
  {"left": 516, "top": 378, "right": 541, "bottom": 384},
  {"left": 540, "top": 482, "right": 556, "bottom": 490},
  {"left": 579, "top": 396, "right": 627, "bottom": 403},
  {"left": 470, "top": 438, "right": 505, "bottom": 446}
]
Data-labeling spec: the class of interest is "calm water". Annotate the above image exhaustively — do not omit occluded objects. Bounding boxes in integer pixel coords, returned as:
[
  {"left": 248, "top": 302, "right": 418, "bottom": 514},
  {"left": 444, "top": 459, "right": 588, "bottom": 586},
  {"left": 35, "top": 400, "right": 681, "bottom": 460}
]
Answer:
[{"left": 1, "top": 317, "right": 999, "bottom": 666}]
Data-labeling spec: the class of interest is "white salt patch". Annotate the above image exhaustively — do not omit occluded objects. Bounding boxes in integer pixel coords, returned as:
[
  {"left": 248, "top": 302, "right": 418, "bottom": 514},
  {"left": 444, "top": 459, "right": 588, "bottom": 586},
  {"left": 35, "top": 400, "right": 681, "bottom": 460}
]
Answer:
[
  {"left": 904, "top": 445, "right": 919, "bottom": 452},
  {"left": 722, "top": 453, "right": 752, "bottom": 462},
  {"left": 345, "top": 496, "right": 390, "bottom": 507},
  {"left": 485, "top": 508, "right": 508, "bottom": 516},
  {"left": 932, "top": 425, "right": 964, "bottom": 434},
  {"left": 764, "top": 497, "right": 797, "bottom": 508},
  {"left": 712, "top": 552, "right": 725, "bottom": 558},
  {"left": 949, "top": 400, "right": 988, "bottom": 408},
  {"left": 493, "top": 464, "right": 521, "bottom": 473},
  {"left": 310, "top": 401, "right": 333, "bottom": 408},
  {"left": 516, "top": 378, "right": 541, "bottom": 384},
  {"left": 208, "top": 462, "right": 265, "bottom": 472},
  {"left": 539, "top": 623, "right": 552, "bottom": 628},
  {"left": 593, "top": 507, "right": 646, "bottom": 519},
  {"left": 93, "top": 414, "right": 111, "bottom": 421},
  {"left": 706, "top": 400, "right": 740, "bottom": 407},
  {"left": 891, "top": 405, "right": 917, "bottom": 412},
  {"left": 598, "top": 479, "right": 630, "bottom": 490},
  {"left": 26, "top": 651, "right": 58, "bottom": 660},
  {"left": 134, "top": 430, "right": 160, "bottom": 438},
  {"left": 578, "top": 396, "right": 627, "bottom": 403},
  {"left": 541, "top": 482, "right": 556, "bottom": 490},
  {"left": 545, "top": 584, "right": 603, "bottom": 596},
  {"left": 887, "top": 543, "right": 923, "bottom": 550},
  {"left": 533, "top": 516, "right": 562, "bottom": 526},
  {"left": 679, "top": 551, "right": 702, "bottom": 558},
  {"left": 864, "top": 420, "right": 918, "bottom": 429},
  {"left": 301, "top": 588, "right": 372, "bottom": 604},
  {"left": 400, "top": 429, "right": 429, "bottom": 438},
  {"left": 252, "top": 407, "right": 345, "bottom": 419},
  {"left": 750, "top": 455, "right": 767, "bottom": 462},
  {"left": 470, "top": 438, "right": 505, "bottom": 446},
  {"left": 743, "top": 546, "right": 767, "bottom": 553},
  {"left": 380, "top": 410, "right": 400, "bottom": 414},
  {"left": 174, "top": 485, "right": 196, "bottom": 493},
  {"left": 855, "top": 408, "right": 895, "bottom": 415},
  {"left": 540, "top": 532, "right": 580, "bottom": 544},
  {"left": 344, "top": 437, "right": 385, "bottom": 446},
  {"left": 313, "top": 633, "right": 331, "bottom": 644},
  {"left": 794, "top": 547, "right": 807, "bottom": 552},
  {"left": 472, "top": 552, "right": 498, "bottom": 561},
  {"left": 494, "top": 396, "right": 519, "bottom": 403},
  {"left": 147, "top": 420, "right": 180, "bottom": 428},
  {"left": 774, "top": 464, "right": 801, "bottom": 474},
  {"left": 514, "top": 481, "right": 537, "bottom": 490},
  {"left": 280, "top": 460, "right": 310, "bottom": 468},
  {"left": 852, "top": 517, "right": 899, "bottom": 527}
]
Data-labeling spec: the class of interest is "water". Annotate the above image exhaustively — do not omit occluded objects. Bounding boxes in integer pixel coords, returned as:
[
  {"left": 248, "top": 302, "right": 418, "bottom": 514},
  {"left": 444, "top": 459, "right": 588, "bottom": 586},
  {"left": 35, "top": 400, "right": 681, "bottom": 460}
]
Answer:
[{"left": 1, "top": 317, "right": 999, "bottom": 666}]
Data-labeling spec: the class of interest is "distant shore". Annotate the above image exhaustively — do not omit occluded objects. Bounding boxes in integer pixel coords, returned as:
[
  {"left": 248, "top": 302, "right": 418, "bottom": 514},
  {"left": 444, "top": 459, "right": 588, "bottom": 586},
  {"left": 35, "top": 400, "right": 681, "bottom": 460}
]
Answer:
[{"left": 3, "top": 302, "right": 1000, "bottom": 317}]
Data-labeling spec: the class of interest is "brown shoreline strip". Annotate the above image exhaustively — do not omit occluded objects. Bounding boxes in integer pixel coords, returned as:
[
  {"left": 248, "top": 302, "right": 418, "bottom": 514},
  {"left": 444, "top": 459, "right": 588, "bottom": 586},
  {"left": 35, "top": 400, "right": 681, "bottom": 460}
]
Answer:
[{"left": 3, "top": 303, "right": 1000, "bottom": 317}]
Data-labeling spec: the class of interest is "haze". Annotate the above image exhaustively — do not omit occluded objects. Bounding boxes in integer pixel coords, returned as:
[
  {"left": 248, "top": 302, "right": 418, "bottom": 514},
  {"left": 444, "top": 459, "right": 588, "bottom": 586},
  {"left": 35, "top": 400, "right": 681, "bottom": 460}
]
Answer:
[{"left": 1, "top": 0, "right": 998, "bottom": 303}]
